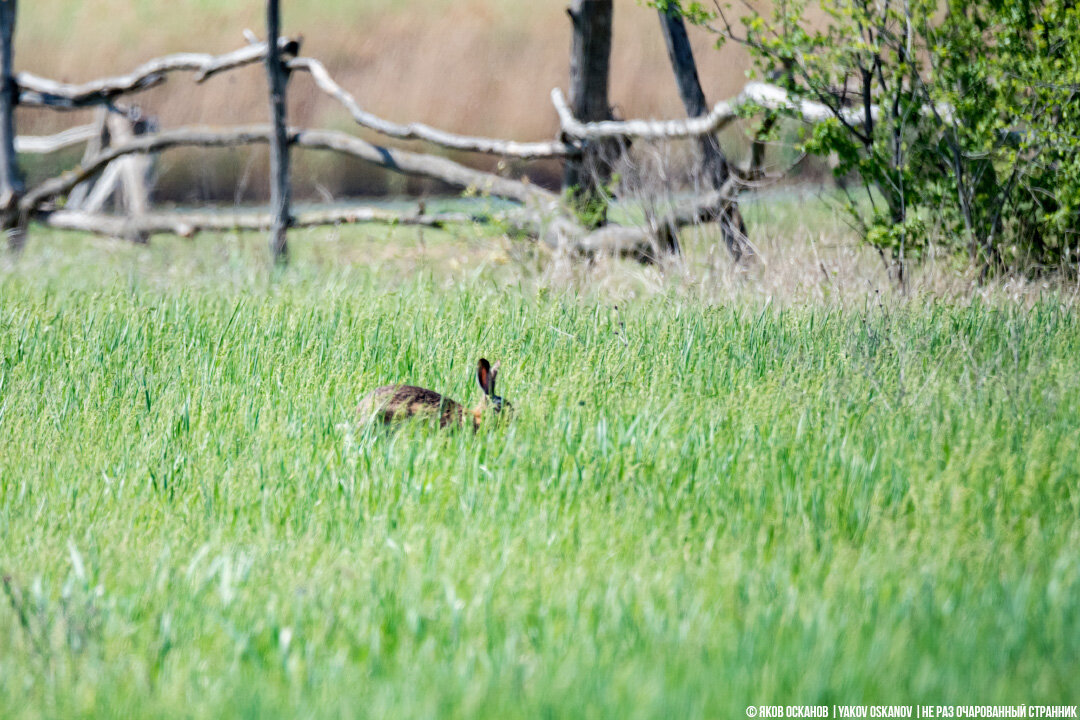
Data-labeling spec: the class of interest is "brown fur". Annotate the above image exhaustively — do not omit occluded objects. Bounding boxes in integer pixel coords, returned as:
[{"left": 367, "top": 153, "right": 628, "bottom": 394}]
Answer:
[
  {"left": 358, "top": 358, "right": 507, "bottom": 430},
  {"left": 357, "top": 384, "right": 470, "bottom": 428}
]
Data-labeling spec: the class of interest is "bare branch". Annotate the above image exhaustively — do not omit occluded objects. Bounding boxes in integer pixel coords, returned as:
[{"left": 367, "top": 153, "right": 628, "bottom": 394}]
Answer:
[
  {"left": 14, "top": 124, "right": 98, "bottom": 154},
  {"left": 288, "top": 57, "right": 574, "bottom": 159},
  {"left": 35, "top": 173, "right": 736, "bottom": 265},
  {"left": 18, "top": 125, "right": 556, "bottom": 215},
  {"left": 294, "top": 128, "right": 558, "bottom": 205},
  {"left": 39, "top": 206, "right": 495, "bottom": 238},
  {"left": 553, "top": 82, "right": 874, "bottom": 141},
  {"left": 16, "top": 38, "right": 299, "bottom": 109},
  {"left": 553, "top": 86, "right": 738, "bottom": 140}
]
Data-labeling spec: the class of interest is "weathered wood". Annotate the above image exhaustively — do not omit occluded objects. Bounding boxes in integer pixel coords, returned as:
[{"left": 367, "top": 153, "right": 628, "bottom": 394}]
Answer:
[
  {"left": 536, "top": 183, "right": 738, "bottom": 262},
  {"left": 289, "top": 58, "right": 575, "bottom": 159},
  {"left": 80, "top": 162, "right": 123, "bottom": 213},
  {"left": 40, "top": 191, "right": 731, "bottom": 262},
  {"left": 106, "top": 113, "right": 152, "bottom": 242},
  {"left": 14, "top": 123, "right": 98, "bottom": 154},
  {"left": 40, "top": 206, "right": 494, "bottom": 239},
  {"left": 15, "top": 43, "right": 570, "bottom": 159},
  {"left": 552, "top": 82, "right": 871, "bottom": 141},
  {"left": 16, "top": 38, "right": 299, "bottom": 109},
  {"left": 563, "top": 0, "right": 617, "bottom": 227},
  {"left": 293, "top": 129, "right": 557, "bottom": 206},
  {"left": 0, "top": 0, "right": 23, "bottom": 250},
  {"left": 18, "top": 126, "right": 556, "bottom": 218},
  {"left": 658, "top": 6, "right": 748, "bottom": 261},
  {"left": 266, "top": 0, "right": 290, "bottom": 264},
  {"left": 66, "top": 109, "right": 111, "bottom": 211}
]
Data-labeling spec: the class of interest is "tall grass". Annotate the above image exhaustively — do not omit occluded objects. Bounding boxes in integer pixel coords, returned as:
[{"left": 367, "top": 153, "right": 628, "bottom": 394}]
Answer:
[{"left": 1, "top": 222, "right": 1079, "bottom": 718}]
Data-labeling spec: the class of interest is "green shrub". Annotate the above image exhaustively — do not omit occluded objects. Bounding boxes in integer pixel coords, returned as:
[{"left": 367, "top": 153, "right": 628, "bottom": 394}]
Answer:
[{"left": 657, "top": 0, "right": 1080, "bottom": 276}]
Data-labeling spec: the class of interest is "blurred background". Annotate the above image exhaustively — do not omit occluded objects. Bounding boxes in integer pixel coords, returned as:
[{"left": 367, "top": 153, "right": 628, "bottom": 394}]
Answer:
[{"left": 16, "top": 0, "right": 757, "bottom": 203}]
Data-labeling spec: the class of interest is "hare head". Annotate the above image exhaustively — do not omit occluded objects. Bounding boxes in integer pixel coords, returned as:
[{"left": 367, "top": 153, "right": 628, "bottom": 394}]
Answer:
[{"left": 473, "top": 357, "right": 511, "bottom": 423}]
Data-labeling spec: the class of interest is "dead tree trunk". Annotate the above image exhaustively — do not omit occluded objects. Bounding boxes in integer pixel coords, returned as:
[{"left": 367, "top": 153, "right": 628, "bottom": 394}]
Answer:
[
  {"left": 266, "top": 0, "right": 290, "bottom": 265},
  {"left": 66, "top": 109, "right": 110, "bottom": 210},
  {"left": 107, "top": 112, "right": 153, "bottom": 243},
  {"left": 0, "top": 0, "right": 24, "bottom": 251},
  {"left": 658, "top": 6, "right": 752, "bottom": 262},
  {"left": 564, "top": 0, "right": 616, "bottom": 229}
]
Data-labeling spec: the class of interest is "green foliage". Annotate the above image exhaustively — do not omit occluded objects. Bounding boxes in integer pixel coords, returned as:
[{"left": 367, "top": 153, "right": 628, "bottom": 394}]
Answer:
[
  {"left": 661, "top": 0, "right": 1080, "bottom": 274},
  {"left": 564, "top": 173, "right": 622, "bottom": 229},
  {"left": 647, "top": 0, "right": 716, "bottom": 26},
  {"left": 1, "top": 228, "right": 1079, "bottom": 717}
]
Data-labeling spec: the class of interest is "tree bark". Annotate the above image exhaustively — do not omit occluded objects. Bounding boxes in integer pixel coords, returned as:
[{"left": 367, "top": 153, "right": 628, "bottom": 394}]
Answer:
[
  {"left": 18, "top": 126, "right": 558, "bottom": 215},
  {"left": 266, "top": 0, "right": 290, "bottom": 264},
  {"left": 0, "top": 0, "right": 24, "bottom": 251},
  {"left": 657, "top": 6, "right": 751, "bottom": 262},
  {"left": 107, "top": 113, "right": 152, "bottom": 243},
  {"left": 563, "top": 0, "right": 616, "bottom": 228}
]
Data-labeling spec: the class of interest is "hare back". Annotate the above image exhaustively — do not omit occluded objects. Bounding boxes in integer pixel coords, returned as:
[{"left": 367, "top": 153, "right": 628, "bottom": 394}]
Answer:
[{"left": 358, "top": 384, "right": 465, "bottom": 427}]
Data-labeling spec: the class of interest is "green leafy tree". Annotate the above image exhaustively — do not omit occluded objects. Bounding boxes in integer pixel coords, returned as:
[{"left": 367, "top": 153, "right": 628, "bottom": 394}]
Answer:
[{"left": 654, "top": 0, "right": 1080, "bottom": 277}]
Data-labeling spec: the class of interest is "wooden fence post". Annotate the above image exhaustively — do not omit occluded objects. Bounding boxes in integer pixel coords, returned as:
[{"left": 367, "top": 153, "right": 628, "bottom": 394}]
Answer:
[
  {"left": 0, "top": 0, "right": 24, "bottom": 251},
  {"left": 563, "top": 0, "right": 616, "bottom": 229},
  {"left": 658, "top": 6, "right": 752, "bottom": 262},
  {"left": 266, "top": 0, "right": 290, "bottom": 265}
]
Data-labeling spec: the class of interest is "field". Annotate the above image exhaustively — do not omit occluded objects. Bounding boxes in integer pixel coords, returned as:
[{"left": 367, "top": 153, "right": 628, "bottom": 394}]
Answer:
[{"left": 2, "top": 202, "right": 1079, "bottom": 718}]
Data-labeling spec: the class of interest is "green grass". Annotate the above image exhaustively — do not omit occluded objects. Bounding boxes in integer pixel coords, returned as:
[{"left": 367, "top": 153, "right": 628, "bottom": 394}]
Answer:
[{"left": 1, "top": 223, "right": 1079, "bottom": 719}]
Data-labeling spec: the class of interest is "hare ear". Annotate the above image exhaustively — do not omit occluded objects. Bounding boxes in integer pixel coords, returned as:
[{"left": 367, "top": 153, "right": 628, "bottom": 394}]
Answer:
[
  {"left": 477, "top": 358, "right": 492, "bottom": 395},
  {"left": 489, "top": 361, "right": 500, "bottom": 395}
]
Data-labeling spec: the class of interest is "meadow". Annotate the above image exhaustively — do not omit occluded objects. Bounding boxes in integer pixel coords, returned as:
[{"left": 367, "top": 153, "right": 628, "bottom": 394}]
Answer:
[{"left": 1, "top": 202, "right": 1079, "bottom": 718}]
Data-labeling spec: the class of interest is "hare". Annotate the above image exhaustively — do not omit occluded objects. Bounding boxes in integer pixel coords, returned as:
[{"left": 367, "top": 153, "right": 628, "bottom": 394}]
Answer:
[{"left": 358, "top": 358, "right": 509, "bottom": 429}]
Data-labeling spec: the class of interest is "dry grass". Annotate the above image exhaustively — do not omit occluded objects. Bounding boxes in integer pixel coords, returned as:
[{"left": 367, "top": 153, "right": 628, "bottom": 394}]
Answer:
[{"left": 502, "top": 190, "right": 1080, "bottom": 310}]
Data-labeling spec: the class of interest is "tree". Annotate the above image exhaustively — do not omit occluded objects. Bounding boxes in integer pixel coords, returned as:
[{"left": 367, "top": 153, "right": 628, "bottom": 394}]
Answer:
[
  {"left": 657, "top": 2, "right": 751, "bottom": 261},
  {"left": 266, "top": 0, "right": 290, "bottom": 265},
  {"left": 0, "top": 0, "right": 24, "bottom": 251},
  {"left": 564, "top": 0, "right": 618, "bottom": 229},
  {"left": 661, "top": 0, "right": 1080, "bottom": 277}
]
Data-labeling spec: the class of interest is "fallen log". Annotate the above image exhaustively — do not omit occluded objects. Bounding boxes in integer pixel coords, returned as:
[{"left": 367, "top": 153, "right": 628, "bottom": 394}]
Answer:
[
  {"left": 39, "top": 206, "right": 492, "bottom": 238},
  {"left": 38, "top": 188, "right": 734, "bottom": 262}
]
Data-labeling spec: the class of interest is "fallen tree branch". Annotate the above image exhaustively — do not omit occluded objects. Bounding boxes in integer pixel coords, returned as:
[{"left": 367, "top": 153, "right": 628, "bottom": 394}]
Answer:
[
  {"left": 289, "top": 57, "right": 575, "bottom": 160},
  {"left": 17, "top": 38, "right": 299, "bottom": 109},
  {"left": 39, "top": 206, "right": 493, "bottom": 238},
  {"left": 40, "top": 204, "right": 692, "bottom": 262},
  {"left": 18, "top": 125, "right": 556, "bottom": 216},
  {"left": 293, "top": 129, "right": 557, "bottom": 205},
  {"left": 37, "top": 180, "right": 736, "bottom": 263},
  {"left": 526, "top": 180, "right": 742, "bottom": 262},
  {"left": 14, "top": 124, "right": 98, "bottom": 154},
  {"left": 553, "top": 81, "right": 872, "bottom": 141}
]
